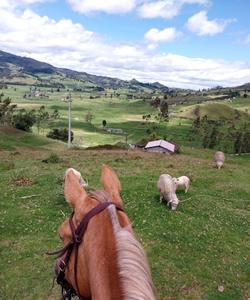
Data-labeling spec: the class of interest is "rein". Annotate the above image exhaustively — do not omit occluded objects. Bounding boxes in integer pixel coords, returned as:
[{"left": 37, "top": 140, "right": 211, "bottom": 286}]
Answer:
[{"left": 48, "top": 199, "right": 123, "bottom": 300}]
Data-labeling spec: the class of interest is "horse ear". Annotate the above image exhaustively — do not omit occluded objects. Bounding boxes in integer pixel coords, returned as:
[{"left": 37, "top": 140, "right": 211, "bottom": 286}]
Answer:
[
  {"left": 101, "top": 164, "right": 123, "bottom": 205},
  {"left": 64, "top": 168, "right": 88, "bottom": 209}
]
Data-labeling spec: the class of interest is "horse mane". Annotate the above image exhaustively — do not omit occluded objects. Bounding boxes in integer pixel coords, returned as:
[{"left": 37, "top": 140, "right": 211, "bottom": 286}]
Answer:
[
  {"left": 107, "top": 204, "right": 156, "bottom": 300},
  {"left": 90, "top": 190, "right": 155, "bottom": 299}
]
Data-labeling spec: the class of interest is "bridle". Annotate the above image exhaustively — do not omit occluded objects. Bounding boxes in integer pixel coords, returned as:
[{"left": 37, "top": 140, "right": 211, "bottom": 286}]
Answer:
[{"left": 47, "top": 191, "right": 124, "bottom": 300}]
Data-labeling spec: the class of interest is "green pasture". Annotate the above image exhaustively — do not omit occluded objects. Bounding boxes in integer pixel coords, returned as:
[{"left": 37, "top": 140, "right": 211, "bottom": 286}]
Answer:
[
  {"left": 2, "top": 85, "right": 194, "bottom": 147},
  {"left": 0, "top": 135, "right": 249, "bottom": 299},
  {"left": 2, "top": 85, "right": 250, "bottom": 148}
]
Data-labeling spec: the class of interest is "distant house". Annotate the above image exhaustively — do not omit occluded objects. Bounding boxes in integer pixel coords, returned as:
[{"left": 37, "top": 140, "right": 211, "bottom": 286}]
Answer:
[
  {"left": 106, "top": 128, "right": 124, "bottom": 134},
  {"left": 145, "top": 139, "right": 180, "bottom": 154}
]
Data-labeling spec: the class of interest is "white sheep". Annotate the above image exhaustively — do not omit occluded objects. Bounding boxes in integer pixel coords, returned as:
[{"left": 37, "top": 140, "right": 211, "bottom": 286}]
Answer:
[
  {"left": 157, "top": 174, "right": 179, "bottom": 210},
  {"left": 214, "top": 151, "right": 225, "bottom": 169},
  {"left": 173, "top": 176, "right": 190, "bottom": 193}
]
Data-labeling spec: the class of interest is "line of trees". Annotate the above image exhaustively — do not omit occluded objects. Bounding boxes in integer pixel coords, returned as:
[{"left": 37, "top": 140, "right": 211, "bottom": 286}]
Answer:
[{"left": 190, "top": 115, "right": 250, "bottom": 154}]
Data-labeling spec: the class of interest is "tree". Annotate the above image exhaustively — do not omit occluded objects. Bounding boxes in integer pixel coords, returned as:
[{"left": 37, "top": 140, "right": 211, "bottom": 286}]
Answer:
[
  {"left": 47, "top": 109, "right": 60, "bottom": 128},
  {"left": 234, "top": 131, "right": 243, "bottom": 154},
  {"left": 208, "top": 126, "right": 219, "bottom": 149},
  {"left": 150, "top": 97, "right": 160, "bottom": 108},
  {"left": 194, "top": 105, "right": 200, "bottom": 118},
  {"left": 36, "top": 105, "right": 49, "bottom": 134},
  {"left": 159, "top": 100, "right": 169, "bottom": 120},
  {"left": 102, "top": 120, "right": 107, "bottom": 128},
  {"left": 0, "top": 95, "right": 16, "bottom": 126},
  {"left": 13, "top": 109, "right": 36, "bottom": 132},
  {"left": 85, "top": 112, "right": 94, "bottom": 124}
]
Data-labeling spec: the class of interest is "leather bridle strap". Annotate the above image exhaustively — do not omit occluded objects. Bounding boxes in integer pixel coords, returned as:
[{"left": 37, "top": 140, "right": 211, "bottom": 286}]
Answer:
[{"left": 48, "top": 201, "right": 123, "bottom": 299}]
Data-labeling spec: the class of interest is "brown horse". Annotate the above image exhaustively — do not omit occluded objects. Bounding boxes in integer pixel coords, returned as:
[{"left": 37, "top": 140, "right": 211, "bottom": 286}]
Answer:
[{"left": 52, "top": 165, "right": 156, "bottom": 300}]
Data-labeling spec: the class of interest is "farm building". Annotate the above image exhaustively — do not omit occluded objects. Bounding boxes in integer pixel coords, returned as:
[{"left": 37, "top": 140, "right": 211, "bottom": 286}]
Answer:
[{"left": 145, "top": 139, "right": 180, "bottom": 154}]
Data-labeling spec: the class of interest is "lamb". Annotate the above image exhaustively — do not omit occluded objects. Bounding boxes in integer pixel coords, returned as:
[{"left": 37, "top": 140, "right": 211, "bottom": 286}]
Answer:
[
  {"left": 173, "top": 176, "right": 190, "bottom": 193},
  {"left": 214, "top": 151, "right": 225, "bottom": 169},
  {"left": 157, "top": 174, "right": 179, "bottom": 210}
]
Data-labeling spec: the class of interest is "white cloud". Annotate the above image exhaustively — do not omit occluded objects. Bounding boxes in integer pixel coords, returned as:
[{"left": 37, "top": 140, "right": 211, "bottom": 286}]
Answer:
[
  {"left": 147, "top": 43, "right": 158, "bottom": 50},
  {"left": 186, "top": 11, "right": 235, "bottom": 36},
  {"left": 138, "top": 0, "right": 209, "bottom": 19},
  {"left": 245, "top": 34, "right": 250, "bottom": 44},
  {"left": 145, "top": 27, "right": 181, "bottom": 43},
  {"left": 0, "top": 0, "right": 49, "bottom": 10},
  {"left": 0, "top": 7, "right": 249, "bottom": 89},
  {"left": 66, "top": 0, "right": 210, "bottom": 17},
  {"left": 67, "top": 0, "right": 137, "bottom": 14}
]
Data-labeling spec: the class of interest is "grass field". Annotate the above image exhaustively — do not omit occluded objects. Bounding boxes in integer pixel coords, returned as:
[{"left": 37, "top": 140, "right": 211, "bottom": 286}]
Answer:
[
  {"left": 2, "top": 85, "right": 249, "bottom": 149},
  {"left": 2, "top": 85, "right": 195, "bottom": 147},
  {"left": 0, "top": 130, "right": 250, "bottom": 300}
]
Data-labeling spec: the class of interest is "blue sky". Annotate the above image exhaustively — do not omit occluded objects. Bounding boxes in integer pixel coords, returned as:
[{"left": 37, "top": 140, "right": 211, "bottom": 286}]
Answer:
[{"left": 0, "top": 0, "right": 250, "bottom": 89}]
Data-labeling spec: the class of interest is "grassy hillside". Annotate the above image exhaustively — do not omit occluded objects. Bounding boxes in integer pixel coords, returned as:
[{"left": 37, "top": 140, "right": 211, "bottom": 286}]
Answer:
[
  {"left": 0, "top": 141, "right": 249, "bottom": 299},
  {"left": 178, "top": 102, "right": 249, "bottom": 121},
  {"left": 0, "top": 127, "right": 63, "bottom": 151}
]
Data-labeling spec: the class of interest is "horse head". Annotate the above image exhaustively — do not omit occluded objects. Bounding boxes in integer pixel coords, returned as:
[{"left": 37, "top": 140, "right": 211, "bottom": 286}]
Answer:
[{"left": 53, "top": 165, "right": 155, "bottom": 300}]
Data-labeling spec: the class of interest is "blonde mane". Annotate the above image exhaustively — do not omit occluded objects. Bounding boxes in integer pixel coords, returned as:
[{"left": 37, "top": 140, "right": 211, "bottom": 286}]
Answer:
[{"left": 108, "top": 204, "right": 156, "bottom": 300}]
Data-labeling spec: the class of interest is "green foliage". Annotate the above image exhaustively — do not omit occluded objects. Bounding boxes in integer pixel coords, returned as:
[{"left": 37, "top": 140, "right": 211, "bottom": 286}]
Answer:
[
  {"left": 36, "top": 106, "right": 60, "bottom": 134},
  {"left": 46, "top": 128, "right": 74, "bottom": 142},
  {"left": 150, "top": 97, "right": 160, "bottom": 108},
  {"left": 190, "top": 115, "right": 250, "bottom": 153},
  {"left": 12, "top": 109, "right": 36, "bottom": 132},
  {"left": 0, "top": 94, "right": 16, "bottom": 126},
  {"left": 36, "top": 105, "right": 49, "bottom": 134},
  {"left": 159, "top": 99, "right": 169, "bottom": 120},
  {"left": 102, "top": 119, "right": 107, "bottom": 127},
  {"left": 44, "top": 152, "right": 60, "bottom": 163}
]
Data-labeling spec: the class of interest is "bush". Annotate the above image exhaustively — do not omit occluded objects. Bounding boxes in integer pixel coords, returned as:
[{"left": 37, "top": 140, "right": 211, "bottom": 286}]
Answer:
[
  {"left": 46, "top": 128, "right": 73, "bottom": 142},
  {"left": 43, "top": 152, "right": 60, "bottom": 163},
  {"left": 13, "top": 109, "right": 36, "bottom": 132}
]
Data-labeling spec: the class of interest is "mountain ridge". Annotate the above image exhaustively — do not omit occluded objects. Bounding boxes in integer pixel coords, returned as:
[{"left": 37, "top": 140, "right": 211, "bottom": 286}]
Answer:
[
  {"left": 0, "top": 50, "right": 249, "bottom": 92},
  {"left": 0, "top": 50, "right": 170, "bottom": 92}
]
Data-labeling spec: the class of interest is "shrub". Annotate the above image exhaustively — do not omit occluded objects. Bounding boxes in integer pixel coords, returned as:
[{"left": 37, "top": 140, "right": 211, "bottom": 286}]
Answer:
[
  {"left": 13, "top": 109, "right": 36, "bottom": 132},
  {"left": 45, "top": 152, "right": 60, "bottom": 163},
  {"left": 46, "top": 128, "right": 73, "bottom": 142}
]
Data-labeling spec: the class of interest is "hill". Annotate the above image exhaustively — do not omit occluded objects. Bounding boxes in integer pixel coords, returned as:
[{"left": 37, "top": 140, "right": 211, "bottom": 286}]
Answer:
[
  {"left": 178, "top": 102, "right": 249, "bottom": 121},
  {"left": 0, "top": 126, "right": 62, "bottom": 150},
  {"left": 0, "top": 50, "right": 169, "bottom": 93},
  {"left": 234, "top": 82, "right": 250, "bottom": 90}
]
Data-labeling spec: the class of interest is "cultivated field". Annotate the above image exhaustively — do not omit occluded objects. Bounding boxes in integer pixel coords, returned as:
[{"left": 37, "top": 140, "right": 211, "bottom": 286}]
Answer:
[{"left": 0, "top": 129, "right": 249, "bottom": 299}]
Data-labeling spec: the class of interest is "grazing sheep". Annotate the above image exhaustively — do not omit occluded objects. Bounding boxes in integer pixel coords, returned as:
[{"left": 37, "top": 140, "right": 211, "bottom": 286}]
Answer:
[
  {"left": 157, "top": 174, "right": 179, "bottom": 210},
  {"left": 214, "top": 151, "right": 225, "bottom": 169},
  {"left": 173, "top": 176, "right": 190, "bottom": 193}
]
